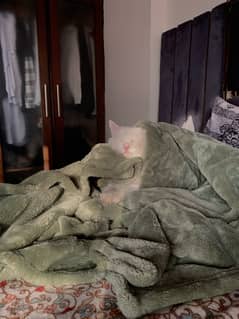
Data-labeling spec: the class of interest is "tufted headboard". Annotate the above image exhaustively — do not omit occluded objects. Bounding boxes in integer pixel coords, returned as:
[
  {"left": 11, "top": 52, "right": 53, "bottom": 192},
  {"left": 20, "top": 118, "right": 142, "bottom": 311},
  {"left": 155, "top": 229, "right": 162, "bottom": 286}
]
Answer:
[{"left": 158, "top": 3, "right": 229, "bottom": 132}]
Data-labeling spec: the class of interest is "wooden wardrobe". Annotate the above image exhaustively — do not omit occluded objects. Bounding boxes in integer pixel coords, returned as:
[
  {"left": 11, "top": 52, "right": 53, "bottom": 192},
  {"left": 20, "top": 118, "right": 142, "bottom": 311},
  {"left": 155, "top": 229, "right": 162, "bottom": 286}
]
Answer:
[{"left": 0, "top": 0, "right": 105, "bottom": 183}]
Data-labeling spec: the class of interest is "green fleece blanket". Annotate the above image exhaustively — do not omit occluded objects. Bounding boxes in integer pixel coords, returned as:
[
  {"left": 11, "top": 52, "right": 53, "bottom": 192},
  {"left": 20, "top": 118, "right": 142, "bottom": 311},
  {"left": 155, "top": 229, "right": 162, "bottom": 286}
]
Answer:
[{"left": 1, "top": 121, "right": 239, "bottom": 319}]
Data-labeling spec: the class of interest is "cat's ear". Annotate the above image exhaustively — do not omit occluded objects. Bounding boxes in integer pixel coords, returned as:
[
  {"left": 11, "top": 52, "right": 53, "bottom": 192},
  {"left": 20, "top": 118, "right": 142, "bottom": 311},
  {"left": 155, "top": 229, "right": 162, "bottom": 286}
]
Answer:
[{"left": 109, "top": 120, "right": 120, "bottom": 136}]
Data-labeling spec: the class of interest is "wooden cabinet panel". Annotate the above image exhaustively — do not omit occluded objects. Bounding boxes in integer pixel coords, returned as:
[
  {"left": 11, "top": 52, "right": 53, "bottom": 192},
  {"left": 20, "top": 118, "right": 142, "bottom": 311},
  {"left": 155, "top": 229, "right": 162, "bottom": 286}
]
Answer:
[{"left": 0, "top": 0, "right": 105, "bottom": 181}]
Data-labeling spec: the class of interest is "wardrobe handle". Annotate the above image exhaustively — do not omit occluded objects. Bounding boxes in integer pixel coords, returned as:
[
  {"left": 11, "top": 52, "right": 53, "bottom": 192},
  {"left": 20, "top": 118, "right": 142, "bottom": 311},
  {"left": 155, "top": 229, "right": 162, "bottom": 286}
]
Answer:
[
  {"left": 56, "top": 84, "right": 61, "bottom": 118},
  {"left": 43, "top": 83, "right": 49, "bottom": 118}
]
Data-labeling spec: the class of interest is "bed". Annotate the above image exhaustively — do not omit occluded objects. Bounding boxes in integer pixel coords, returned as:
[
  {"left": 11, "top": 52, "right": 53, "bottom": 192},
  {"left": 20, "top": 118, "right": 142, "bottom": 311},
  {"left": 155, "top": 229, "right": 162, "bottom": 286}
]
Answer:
[
  {"left": 1, "top": 279, "right": 239, "bottom": 318},
  {"left": 1, "top": 2, "right": 239, "bottom": 319}
]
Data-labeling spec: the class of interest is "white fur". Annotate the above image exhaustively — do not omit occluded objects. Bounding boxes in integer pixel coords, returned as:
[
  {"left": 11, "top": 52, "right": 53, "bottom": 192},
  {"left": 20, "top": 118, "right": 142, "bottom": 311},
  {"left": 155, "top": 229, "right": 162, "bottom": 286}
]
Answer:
[
  {"left": 108, "top": 121, "right": 146, "bottom": 158},
  {"left": 182, "top": 115, "right": 195, "bottom": 132},
  {"left": 100, "top": 121, "right": 146, "bottom": 205}
]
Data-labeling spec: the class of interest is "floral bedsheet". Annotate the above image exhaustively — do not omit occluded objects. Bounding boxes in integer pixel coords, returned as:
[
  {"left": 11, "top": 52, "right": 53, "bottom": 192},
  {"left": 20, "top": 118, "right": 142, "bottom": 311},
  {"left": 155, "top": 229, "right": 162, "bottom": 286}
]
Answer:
[{"left": 0, "top": 279, "right": 239, "bottom": 319}]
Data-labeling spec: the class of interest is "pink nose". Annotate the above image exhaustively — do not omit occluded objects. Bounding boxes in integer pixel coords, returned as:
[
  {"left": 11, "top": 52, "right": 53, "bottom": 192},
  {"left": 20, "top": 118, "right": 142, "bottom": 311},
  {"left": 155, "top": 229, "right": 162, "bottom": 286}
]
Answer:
[{"left": 123, "top": 143, "right": 130, "bottom": 152}]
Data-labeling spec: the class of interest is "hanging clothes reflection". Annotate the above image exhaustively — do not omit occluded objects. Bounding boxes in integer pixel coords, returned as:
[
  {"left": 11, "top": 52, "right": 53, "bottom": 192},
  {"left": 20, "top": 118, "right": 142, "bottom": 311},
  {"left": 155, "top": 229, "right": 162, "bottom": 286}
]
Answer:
[
  {"left": 59, "top": 0, "right": 97, "bottom": 164},
  {"left": 0, "top": 3, "right": 43, "bottom": 181}
]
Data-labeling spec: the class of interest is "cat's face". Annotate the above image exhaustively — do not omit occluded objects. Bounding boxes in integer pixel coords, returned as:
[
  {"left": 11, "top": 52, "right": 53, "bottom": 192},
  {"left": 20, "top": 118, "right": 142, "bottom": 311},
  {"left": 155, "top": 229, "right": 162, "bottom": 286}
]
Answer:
[{"left": 108, "top": 120, "right": 146, "bottom": 158}]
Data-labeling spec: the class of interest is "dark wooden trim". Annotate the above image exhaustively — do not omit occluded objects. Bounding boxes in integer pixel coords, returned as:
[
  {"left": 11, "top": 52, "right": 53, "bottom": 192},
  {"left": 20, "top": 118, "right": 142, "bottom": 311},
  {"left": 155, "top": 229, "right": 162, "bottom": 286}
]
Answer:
[
  {"left": 48, "top": 0, "right": 65, "bottom": 169},
  {"left": 0, "top": 144, "right": 4, "bottom": 182},
  {"left": 36, "top": 0, "right": 54, "bottom": 170}
]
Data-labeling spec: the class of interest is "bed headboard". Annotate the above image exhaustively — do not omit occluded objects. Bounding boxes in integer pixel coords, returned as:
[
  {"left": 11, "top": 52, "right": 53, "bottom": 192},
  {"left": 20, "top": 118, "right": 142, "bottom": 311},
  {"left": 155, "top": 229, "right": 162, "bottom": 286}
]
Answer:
[{"left": 158, "top": 3, "right": 228, "bottom": 132}]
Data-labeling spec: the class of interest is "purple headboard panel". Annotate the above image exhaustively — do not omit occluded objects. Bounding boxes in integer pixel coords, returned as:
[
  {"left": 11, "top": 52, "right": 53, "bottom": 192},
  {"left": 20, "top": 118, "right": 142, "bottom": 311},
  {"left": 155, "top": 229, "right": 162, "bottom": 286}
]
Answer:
[{"left": 158, "top": 3, "right": 228, "bottom": 132}]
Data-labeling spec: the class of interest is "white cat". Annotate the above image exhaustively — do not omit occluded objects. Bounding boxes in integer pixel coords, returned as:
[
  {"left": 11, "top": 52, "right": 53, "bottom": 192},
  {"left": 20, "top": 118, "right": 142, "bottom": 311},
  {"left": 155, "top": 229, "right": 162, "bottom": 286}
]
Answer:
[
  {"left": 100, "top": 120, "right": 146, "bottom": 204},
  {"left": 108, "top": 120, "right": 146, "bottom": 158}
]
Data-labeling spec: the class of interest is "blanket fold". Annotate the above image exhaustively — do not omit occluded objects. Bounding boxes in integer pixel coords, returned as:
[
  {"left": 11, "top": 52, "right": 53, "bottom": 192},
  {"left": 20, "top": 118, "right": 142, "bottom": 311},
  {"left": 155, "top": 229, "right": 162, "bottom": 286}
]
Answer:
[{"left": 1, "top": 121, "right": 239, "bottom": 318}]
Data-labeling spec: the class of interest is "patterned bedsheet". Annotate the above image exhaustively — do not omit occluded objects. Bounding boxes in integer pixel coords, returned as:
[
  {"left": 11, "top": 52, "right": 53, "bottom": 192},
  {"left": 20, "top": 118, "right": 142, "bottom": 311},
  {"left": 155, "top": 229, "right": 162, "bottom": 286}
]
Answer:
[{"left": 0, "top": 280, "right": 239, "bottom": 319}]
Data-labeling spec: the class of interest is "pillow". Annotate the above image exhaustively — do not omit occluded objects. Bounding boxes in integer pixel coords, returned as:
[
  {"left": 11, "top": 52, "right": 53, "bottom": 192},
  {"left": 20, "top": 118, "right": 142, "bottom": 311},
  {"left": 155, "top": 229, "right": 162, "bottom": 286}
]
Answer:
[{"left": 204, "top": 96, "right": 239, "bottom": 148}]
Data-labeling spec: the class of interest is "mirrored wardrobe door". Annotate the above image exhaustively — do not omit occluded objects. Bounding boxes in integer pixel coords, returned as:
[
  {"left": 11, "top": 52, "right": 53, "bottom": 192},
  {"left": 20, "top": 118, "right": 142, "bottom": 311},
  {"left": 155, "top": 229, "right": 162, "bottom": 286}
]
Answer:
[
  {"left": 49, "top": 0, "right": 105, "bottom": 168},
  {"left": 0, "top": 0, "right": 49, "bottom": 182}
]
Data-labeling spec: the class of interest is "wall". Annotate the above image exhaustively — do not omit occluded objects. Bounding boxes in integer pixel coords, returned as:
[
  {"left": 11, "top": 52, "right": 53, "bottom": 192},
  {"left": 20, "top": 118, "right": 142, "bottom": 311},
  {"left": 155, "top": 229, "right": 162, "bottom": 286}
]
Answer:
[
  {"left": 104, "top": 0, "right": 225, "bottom": 139},
  {"left": 149, "top": 0, "right": 168, "bottom": 121},
  {"left": 166, "top": 0, "right": 225, "bottom": 29},
  {"left": 104, "top": 0, "right": 150, "bottom": 138}
]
